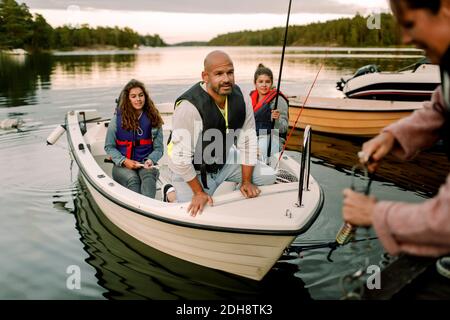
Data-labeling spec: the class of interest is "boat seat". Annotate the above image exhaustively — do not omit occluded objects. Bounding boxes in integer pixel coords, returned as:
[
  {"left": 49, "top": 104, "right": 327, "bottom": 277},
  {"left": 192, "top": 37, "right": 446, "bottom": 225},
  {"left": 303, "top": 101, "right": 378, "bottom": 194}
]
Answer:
[{"left": 213, "top": 181, "right": 238, "bottom": 196}]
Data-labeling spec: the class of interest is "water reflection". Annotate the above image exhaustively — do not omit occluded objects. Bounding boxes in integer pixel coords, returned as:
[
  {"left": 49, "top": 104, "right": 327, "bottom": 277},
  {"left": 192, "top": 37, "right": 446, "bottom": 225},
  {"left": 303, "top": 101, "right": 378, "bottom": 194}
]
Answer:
[
  {"left": 0, "top": 53, "right": 53, "bottom": 107},
  {"left": 0, "top": 47, "right": 423, "bottom": 109},
  {"left": 54, "top": 53, "right": 137, "bottom": 74},
  {"left": 71, "top": 179, "right": 311, "bottom": 300},
  {"left": 0, "top": 52, "right": 138, "bottom": 108}
]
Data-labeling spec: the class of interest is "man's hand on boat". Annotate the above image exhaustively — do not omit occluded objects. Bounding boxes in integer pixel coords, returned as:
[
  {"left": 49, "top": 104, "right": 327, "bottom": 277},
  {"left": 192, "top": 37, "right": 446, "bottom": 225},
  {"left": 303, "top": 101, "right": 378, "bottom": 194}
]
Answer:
[
  {"left": 186, "top": 178, "right": 213, "bottom": 217},
  {"left": 359, "top": 131, "right": 395, "bottom": 172},
  {"left": 188, "top": 191, "right": 213, "bottom": 217},
  {"left": 240, "top": 181, "right": 261, "bottom": 198},
  {"left": 240, "top": 165, "right": 261, "bottom": 198}
]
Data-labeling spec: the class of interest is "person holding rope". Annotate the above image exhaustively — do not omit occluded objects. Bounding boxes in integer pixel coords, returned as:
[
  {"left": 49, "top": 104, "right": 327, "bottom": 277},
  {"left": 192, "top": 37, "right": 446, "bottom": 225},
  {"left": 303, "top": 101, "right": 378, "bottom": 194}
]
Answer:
[
  {"left": 342, "top": 0, "right": 450, "bottom": 275},
  {"left": 250, "top": 63, "right": 289, "bottom": 161}
]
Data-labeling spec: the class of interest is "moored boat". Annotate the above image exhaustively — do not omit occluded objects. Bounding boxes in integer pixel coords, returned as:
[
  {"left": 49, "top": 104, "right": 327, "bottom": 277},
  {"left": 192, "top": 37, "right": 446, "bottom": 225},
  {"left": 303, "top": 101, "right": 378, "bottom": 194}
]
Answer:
[
  {"left": 1, "top": 48, "right": 28, "bottom": 55},
  {"left": 336, "top": 59, "right": 440, "bottom": 101},
  {"left": 288, "top": 96, "right": 423, "bottom": 137}
]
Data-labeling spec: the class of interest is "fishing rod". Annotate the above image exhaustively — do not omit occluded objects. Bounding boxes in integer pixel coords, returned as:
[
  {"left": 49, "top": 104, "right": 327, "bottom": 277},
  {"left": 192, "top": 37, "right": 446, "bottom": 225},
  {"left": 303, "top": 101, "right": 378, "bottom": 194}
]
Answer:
[
  {"left": 276, "top": 63, "right": 323, "bottom": 165},
  {"left": 267, "top": 0, "right": 292, "bottom": 161},
  {"left": 329, "top": 162, "right": 374, "bottom": 260}
]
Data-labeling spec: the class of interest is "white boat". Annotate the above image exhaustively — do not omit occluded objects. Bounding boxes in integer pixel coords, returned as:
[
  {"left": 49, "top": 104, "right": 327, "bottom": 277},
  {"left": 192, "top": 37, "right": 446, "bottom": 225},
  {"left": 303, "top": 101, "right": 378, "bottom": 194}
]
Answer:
[
  {"left": 336, "top": 59, "right": 441, "bottom": 101},
  {"left": 288, "top": 96, "right": 423, "bottom": 137},
  {"left": 2, "top": 48, "right": 28, "bottom": 55},
  {"left": 52, "top": 109, "right": 323, "bottom": 281}
]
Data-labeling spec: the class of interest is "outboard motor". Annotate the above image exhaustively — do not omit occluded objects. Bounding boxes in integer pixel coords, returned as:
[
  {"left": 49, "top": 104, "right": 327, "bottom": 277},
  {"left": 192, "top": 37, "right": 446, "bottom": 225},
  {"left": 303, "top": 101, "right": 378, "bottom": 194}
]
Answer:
[
  {"left": 336, "top": 64, "right": 380, "bottom": 91},
  {"left": 336, "top": 78, "right": 347, "bottom": 91}
]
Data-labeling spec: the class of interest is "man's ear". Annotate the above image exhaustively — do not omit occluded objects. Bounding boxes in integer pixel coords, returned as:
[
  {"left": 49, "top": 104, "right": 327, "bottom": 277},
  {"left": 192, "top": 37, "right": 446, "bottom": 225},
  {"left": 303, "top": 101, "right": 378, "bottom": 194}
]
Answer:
[{"left": 201, "top": 70, "right": 208, "bottom": 83}]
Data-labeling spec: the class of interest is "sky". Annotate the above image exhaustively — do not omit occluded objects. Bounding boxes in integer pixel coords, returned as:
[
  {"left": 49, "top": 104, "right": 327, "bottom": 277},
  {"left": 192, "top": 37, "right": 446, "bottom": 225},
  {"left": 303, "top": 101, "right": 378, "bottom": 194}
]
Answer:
[{"left": 21, "top": 0, "right": 390, "bottom": 44}]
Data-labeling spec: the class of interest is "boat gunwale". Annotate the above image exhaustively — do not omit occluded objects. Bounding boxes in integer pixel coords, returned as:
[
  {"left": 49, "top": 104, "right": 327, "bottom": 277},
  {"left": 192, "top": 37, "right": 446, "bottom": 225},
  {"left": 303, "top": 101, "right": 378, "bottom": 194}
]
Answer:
[{"left": 288, "top": 97, "right": 424, "bottom": 112}]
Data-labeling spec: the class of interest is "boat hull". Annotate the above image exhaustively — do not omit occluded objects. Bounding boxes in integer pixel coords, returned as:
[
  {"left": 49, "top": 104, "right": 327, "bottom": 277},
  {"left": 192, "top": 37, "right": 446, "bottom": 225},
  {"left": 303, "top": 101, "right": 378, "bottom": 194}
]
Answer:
[
  {"left": 289, "top": 107, "right": 413, "bottom": 137},
  {"left": 344, "top": 83, "right": 438, "bottom": 101},
  {"left": 288, "top": 96, "right": 423, "bottom": 137},
  {"left": 81, "top": 174, "right": 294, "bottom": 281},
  {"left": 341, "top": 63, "right": 440, "bottom": 102}
]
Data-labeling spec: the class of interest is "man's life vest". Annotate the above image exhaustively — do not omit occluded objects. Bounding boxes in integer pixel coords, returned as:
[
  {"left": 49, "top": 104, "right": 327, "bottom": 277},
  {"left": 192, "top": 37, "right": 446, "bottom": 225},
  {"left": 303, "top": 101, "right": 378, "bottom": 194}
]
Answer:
[
  {"left": 173, "top": 82, "right": 246, "bottom": 188},
  {"left": 115, "top": 110, "right": 153, "bottom": 163}
]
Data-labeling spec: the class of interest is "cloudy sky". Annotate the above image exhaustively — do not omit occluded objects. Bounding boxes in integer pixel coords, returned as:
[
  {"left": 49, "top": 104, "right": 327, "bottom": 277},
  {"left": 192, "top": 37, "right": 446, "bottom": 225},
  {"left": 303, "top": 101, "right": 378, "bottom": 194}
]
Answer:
[{"left": 22, "top": 0, "right": 389, "bottom": 44}]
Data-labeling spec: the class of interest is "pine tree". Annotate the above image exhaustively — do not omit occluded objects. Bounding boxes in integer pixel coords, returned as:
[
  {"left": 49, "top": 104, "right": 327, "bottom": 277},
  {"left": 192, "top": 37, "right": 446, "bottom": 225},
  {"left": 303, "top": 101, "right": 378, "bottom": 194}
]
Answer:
[
  {"left": 0, "top": 0, "right": 34, "bottom": 49},
  {"left": 30, "top": 13, "right": 54, "bottom": 50}
]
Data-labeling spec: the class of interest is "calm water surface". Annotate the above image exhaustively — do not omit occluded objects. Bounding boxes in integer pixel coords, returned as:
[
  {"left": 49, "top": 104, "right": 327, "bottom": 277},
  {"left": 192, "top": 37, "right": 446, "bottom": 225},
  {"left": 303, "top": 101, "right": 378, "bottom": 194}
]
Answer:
[{"left": 0, "top": 46, "right": 438, "bottom": 299}]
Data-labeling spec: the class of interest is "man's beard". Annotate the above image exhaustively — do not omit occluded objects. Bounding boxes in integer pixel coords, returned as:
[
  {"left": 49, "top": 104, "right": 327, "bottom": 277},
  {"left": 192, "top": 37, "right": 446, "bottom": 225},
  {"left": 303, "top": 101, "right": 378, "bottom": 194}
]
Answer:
[{"left": 212, "top": 83, "right": 232, "bottom": 96}]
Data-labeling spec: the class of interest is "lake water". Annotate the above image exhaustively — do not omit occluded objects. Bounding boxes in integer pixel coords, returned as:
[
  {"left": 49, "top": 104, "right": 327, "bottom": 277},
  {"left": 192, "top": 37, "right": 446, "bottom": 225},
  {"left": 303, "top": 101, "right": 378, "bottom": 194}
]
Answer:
[{"left": 0, "top": 46, "right": 445, "bottom": 300}]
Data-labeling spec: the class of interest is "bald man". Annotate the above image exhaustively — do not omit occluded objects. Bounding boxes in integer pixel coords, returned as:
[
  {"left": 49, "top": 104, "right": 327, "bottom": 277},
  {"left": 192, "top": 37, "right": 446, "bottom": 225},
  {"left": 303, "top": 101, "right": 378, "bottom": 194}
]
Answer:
[{"left": 167, "top": 50, "right": 276, "bottom": 216}]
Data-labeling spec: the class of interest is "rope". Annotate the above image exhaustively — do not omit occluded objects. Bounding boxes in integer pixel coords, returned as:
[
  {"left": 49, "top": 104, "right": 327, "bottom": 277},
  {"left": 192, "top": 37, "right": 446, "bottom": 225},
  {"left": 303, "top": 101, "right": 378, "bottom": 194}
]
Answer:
[{"left": 285, "top": 236, "right": 378, "bottom": 261}]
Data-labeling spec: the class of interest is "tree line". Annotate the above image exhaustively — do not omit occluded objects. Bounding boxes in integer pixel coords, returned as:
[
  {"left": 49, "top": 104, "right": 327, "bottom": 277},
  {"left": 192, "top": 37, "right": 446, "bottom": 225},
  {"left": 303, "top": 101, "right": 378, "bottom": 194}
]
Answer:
[
  {"left": 0, "top": 0, "right": 166, "bottom": 51},
  {"left": 209, "top": 13, "right": 402, "bottom": 47}
]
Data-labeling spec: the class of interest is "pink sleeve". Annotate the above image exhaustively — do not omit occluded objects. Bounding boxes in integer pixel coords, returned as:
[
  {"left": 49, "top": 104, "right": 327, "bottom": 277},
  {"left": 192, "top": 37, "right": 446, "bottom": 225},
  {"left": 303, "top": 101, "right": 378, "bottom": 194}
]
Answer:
[
  {"left": 373, "top": 174, "right": 450, "bottom": 257},
  {"left": 383, "top": 87, "right": 446, "bottom": 160}
]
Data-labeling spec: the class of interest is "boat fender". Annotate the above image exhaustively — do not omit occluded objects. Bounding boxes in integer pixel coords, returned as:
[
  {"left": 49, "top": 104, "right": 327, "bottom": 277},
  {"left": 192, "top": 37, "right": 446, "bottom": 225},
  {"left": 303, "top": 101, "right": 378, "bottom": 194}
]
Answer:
[{"left": 46, "top": 124, "right": 66, "bottom": 145}]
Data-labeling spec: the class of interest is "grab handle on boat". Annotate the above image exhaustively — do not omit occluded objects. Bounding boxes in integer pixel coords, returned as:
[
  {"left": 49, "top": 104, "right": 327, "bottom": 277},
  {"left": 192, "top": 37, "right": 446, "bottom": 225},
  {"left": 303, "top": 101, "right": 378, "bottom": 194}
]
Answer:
[{"left": 296, "top": 125, "right": 312, "bottom": 207}]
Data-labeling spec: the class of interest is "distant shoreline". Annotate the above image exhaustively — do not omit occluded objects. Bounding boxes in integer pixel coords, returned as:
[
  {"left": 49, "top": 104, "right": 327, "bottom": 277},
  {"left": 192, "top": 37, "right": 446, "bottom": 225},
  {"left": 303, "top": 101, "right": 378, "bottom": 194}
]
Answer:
[{"left": 2, "top": 45, "right": 423, "bottom": 57}]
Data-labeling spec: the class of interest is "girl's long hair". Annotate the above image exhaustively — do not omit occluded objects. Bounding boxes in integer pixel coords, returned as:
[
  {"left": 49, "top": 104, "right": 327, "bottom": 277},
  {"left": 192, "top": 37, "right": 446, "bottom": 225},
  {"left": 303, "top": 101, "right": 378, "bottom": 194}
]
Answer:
[{"left": 118, "top": 79, "right": 164, "bottom": 131}]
